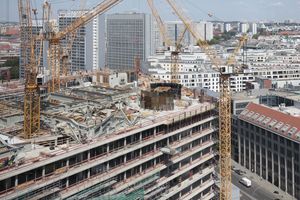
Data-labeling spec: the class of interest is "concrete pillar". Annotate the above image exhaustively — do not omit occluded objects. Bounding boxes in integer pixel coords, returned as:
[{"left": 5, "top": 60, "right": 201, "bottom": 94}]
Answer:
[
  {"left": 15, "top": 176, "right": 18, "bottom": 186},
  {"left": 87, "top": 151, "right": 90, "bottom": 161},
  {"left": 124, "top": 172, "right": 127, "bottom": 180},
  {"left": 139, "top": 133, "right": 142, "bottom": 142},
  {"left": 154, "top": 127, "right": 156, "bottom": 136},
  {"left": 265, "top": 146, "right": 268, "bottom": 180},
  {"left": 271, "top": 142, "right": 274, "bottom": 184},
  {"left": 243, "top": 137, "right": 246, "bottom": 166},
  {"left": 285, "top": 156, "right": 288, "bottom": 192},
  {"left": 292, "top": 156, "right": 295, "bottom": 197},
  {"left": 154, "top": 143, "right": 157, "bottom": 150},
  {"left": 259, "top": 143, "right": 262, "bottom": 177},
  {"left": 42, "top": 166, "right": 46, "bottom": 177},
  {"left": 124, "top": 155, "right": 127, "bottom": 163},
  {"left": 254, "top": 140, "right": 257, "bottom": 173},
  {"left": 278, "top": 153, "right": 281, "bottom": 189},
  {"left": 238, "top": 134, "right": 241, "bottom": 164},
  {"left": 66, "top": 178, "right": 69, "bottom": 188},
  {"left": 249, "top": 139, "right": 251, "bottom": 170},
  {"left": 87, "top": 169, "right": 90, "bottom": 178},
  {"left": 124, "top": 138, "right": 127, "bottom": 146}
]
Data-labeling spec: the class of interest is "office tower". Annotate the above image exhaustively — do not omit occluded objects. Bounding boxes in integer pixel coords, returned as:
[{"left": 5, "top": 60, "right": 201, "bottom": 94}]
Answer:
[
  {"left": 240, "top": 23, "right": 249, "bottom": 33},
  {"left": 106, "top": 12, "right": 152, "bottom": 71},
  {"left": 250, "top": 23, "right": 257, "bottom": 35},
  {"left": 224, "top": 23, "right": 232, "bottom": 32}
]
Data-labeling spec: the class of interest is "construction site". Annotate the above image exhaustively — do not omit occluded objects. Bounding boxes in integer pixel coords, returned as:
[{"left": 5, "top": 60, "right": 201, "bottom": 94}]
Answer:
[{"left": 0, "top": 0, "right": 246, "bottom": 199}]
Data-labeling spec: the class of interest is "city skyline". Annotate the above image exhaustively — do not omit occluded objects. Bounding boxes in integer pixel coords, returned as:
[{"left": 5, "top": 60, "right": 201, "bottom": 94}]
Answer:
[{"left": 1, "top": 0, "right": 300, "bottom": 23}]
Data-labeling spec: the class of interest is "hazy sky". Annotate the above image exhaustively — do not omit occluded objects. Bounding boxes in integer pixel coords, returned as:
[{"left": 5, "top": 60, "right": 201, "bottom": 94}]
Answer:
[{"left": 1, "top": 0, "right": 299, "bottom": 22}]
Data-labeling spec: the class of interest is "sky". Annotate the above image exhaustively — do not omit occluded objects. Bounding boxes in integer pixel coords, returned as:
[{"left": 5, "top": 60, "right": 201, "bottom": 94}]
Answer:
[{"left": 1, "top": 0, "right": 300, "bottom": 23}]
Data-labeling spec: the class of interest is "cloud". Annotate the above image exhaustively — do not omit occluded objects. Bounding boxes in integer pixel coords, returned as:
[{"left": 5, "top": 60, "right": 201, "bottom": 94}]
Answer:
[{"left": 270, "top": 1, "right": 283, "bottom": 7}]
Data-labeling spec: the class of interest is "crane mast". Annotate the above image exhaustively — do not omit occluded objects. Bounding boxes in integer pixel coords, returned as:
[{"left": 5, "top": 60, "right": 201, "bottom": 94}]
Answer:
[
  {"left": 147, "top": 0, "right": 187, "bottom": 83},
  {"left": 165, "top": 0, "right": 232, "bottom": 199},
  {"left": 19, "top": 0, "right": 40, "bottom": 139},
  {"left": 46, "top": 0, "right": 123, "bottom": 92}
]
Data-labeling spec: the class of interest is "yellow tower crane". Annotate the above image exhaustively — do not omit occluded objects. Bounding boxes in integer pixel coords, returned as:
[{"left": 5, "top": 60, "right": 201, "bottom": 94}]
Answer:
[
  {"left": 165, "top": 1, "right": 249, "bottom": 200},
  {"left": 147, "top": 0, "right": 187, "bottom": 84},
  {"left": 45, "top": 0, "right": 123, "bottom": 93},
  {"left": 164, "top": 0, "right": 234, "bottom": 199},
  {"left": 19, "top": 0, "right": 123, "bottom": 139},
  {"left": 18, "top": 0, "right": 40, "bottom": 139}
]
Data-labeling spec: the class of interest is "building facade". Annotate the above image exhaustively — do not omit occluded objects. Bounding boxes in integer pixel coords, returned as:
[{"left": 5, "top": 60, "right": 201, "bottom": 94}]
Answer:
[
  {"left": 232, "top": 102, "right": 300, "bottom": 199},
  {"left": 58, "top": 10, "right": 105, "bottom": 73},
  {"left": 0, "top": 102, "right": 218, "bottom": 200},
  {"left": 106, "top": 13, "right": 152, "bottom": 72}
]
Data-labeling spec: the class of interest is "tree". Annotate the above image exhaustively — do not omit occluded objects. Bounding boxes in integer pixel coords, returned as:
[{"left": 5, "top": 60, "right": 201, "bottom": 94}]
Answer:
[{"left": 0, "top": 58, "right": 19, "bottom": 79}]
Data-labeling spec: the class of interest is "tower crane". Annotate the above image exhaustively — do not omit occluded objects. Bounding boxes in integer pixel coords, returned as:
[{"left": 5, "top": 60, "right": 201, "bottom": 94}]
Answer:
[
  {"left": 165, "top": 0, "right": 235, "bottom": 199},
  {"left": 18, "top": 0, "right": 40, "bottom": 139},
  {"left": 147, "top": 0, "right": 187, "bottom": 83},
  {"left": 45, "top": 0, "right": 123, "bottom": 92},
  {"left": 19, "top": 0, "right": 123, "bottom": 139}
]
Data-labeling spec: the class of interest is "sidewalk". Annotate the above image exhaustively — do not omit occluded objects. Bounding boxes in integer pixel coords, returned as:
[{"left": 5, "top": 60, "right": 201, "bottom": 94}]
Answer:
[{"left": 232, "top": 160, "right": 295, "bottom": 200}]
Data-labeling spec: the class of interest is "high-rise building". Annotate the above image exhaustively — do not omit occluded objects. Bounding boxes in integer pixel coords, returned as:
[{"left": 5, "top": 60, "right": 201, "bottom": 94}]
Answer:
[
  {"left": 106, "top": 13, "right": 152, "bottom": 72},
  {"left": 152, "top": 21, "right": 213, "bottom": 54},
  {"left": 250, "top": 23, "right": 257, "bottom": 35},
  {"left": 58, "top": 10, "right": 105, "bottom": 73},
  {"left": 224, "top": 23, "right": 232, "bottom": 32},
  {"left": 240, "top": 23, "right": 249, "bottom": 33},
  {"left": 192, "top": 22, "right": 213, "bottom": 42},
  {"left": 19, "top": 20, "right": 43, "bottom": 79}
]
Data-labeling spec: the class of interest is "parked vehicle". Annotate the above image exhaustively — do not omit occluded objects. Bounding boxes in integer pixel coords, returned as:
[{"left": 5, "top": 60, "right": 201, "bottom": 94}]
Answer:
[{"left": 239, "top": 177, "right": 252, "bottom": 187}]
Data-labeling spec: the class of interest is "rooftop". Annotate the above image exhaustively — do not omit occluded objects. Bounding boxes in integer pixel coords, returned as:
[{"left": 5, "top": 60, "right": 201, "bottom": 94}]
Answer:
[{"left": 239, "top": 102, "right": 300, "bottom": 142}]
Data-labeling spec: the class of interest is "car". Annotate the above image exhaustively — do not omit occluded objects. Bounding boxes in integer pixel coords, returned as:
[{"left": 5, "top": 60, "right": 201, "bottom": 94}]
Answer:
[{"left": 239, "top": 177, "right": 252, "bottom": 187}]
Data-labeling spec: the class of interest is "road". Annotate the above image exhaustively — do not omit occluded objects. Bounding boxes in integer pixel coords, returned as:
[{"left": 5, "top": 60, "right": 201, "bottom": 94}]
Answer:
[{"left": 232, "top": 172, "right": 278, "bottom": 200}]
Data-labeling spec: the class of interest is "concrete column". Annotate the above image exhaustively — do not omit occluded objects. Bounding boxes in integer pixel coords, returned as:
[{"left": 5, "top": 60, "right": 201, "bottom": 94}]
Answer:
[
  {"left": 107, "top": 144, "right": 110, "bottom": 153},
  {"left": 292, "top": 156, "right": 295, "bottom": 197},
  {"left": 278, "top": 153, "right": 281, "bottom": 189},
  {"left": 154, "top": 127, "right": 157, "bottom": 136},
  {"left": 254, "top": 140, "right": 257, "bottom": 173},
  {"left": 285, "top": 156, "right": 288, "bottom": 192},
  {"left": 15, "top": 176, "right": 18, "bottom": 186},
  {"left": 265, "top": 146, "right": 268, "bottom": 180},
  {"left": 124, "top": 138, "right": 127, "bottom": 146},
  {"left": 154, "top": 143, "right": 157, "bottom": 150},
  {"left": 87, "top": 151, "right": 90, "bottom": 161},
  {"left": 238, "top": 134, "right": 241, "bottom": 164},
  {"left": 42, "top": 166, "right": 46, "bottom": 177},
  {"left": 124, "top": 172, "right": 127, "bottom": 180},
  {"left": 139, "top": 133, "right": 142, "bottom": 142},
  {"left": 124, "top": 155, "right": 127, "bottom": 163},
  {"left": 249, "top": 139, "right": 251, "bottom": 170},
  {"left": 271, "top": 142, "right": 274, "bottom": 184},
  {"left": 107, "top": 162, "right": 109, "bottom": 171},
  {"left": 66, "top": 178, "right": 69, "bottom": 188},
  {"left": 87, "top": 169, "right": 90, "bottom": 178},
  {"left": 243, "top": 137, "right": 246, "bottom": 166}
]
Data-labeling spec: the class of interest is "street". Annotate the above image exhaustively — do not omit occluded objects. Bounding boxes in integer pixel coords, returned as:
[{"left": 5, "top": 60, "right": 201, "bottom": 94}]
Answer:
[{"left": 232, "top": 171, "right": 278, "bottom": 200}]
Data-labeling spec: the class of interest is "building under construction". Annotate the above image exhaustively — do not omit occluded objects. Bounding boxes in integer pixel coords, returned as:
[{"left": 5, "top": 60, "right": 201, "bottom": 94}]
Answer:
[{"left": 0, "top": 83, "right": 218, "bottom": 200}]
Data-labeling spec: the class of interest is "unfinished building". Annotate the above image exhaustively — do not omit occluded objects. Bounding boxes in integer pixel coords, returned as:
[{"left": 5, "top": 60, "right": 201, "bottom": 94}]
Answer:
[{"left": 0, "top": 85, "right": 218, "bottom": 200}]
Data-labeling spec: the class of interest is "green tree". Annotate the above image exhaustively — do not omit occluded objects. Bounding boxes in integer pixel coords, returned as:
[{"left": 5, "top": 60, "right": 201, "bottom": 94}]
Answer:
[{"left": 0, "top": 58, "right": 19, "bottom": 79}]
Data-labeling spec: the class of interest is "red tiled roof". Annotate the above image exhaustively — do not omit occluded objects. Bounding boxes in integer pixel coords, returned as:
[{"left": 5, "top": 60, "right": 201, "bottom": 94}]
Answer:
[{"left": 238, "top": 102, "right": 300, "bottom": 141}]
